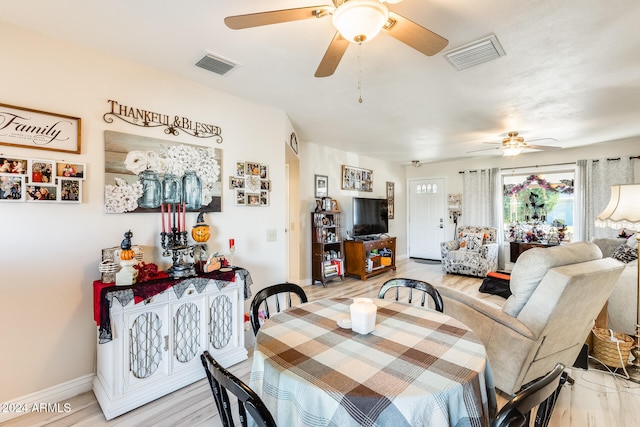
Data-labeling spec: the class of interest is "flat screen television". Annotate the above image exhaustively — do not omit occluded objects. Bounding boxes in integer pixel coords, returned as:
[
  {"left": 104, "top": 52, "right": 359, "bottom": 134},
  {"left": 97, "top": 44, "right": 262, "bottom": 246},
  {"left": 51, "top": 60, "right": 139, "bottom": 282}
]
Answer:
[{"left": 352, "top": 197, "right": 388, "bottom": 237}]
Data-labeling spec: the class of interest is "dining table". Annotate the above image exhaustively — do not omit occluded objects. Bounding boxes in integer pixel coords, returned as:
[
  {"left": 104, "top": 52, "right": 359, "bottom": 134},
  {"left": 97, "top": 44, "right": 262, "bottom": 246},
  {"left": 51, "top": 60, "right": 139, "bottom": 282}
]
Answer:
[{"left": 250, "top": 297, "right": 496, "bottom": 427}]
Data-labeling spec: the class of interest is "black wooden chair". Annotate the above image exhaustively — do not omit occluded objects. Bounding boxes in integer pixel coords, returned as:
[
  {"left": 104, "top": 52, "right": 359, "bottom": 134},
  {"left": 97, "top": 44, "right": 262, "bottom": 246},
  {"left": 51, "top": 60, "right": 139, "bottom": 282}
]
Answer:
[
  {"left": 250, "top": 283, "right": 308, "bottom": 335},
  {"left": 492, "top": 363, "right": 567, "bottom": 427},
  {"left": 377, "top": 278, "right": 444, "bottom": 312},
  {"left": 200, "top": 351, "right": 277, "bottom": 427}
]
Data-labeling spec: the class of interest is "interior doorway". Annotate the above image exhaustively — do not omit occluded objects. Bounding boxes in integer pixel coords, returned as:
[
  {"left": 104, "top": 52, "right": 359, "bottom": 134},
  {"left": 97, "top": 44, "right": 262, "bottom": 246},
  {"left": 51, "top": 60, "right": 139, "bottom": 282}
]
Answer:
[
  {"left": 285, "top": 145, "right": 301, "bottom": 283},
  {"left": 408, "top": 178, "right": 446, "bottom": 260}
]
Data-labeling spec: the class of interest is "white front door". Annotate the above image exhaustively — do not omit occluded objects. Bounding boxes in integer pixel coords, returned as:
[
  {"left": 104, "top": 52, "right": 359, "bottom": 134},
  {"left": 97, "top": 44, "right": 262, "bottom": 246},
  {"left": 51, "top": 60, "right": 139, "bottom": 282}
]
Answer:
[{"left": 408, "top": 178, "right": 445, "bottom": 259}]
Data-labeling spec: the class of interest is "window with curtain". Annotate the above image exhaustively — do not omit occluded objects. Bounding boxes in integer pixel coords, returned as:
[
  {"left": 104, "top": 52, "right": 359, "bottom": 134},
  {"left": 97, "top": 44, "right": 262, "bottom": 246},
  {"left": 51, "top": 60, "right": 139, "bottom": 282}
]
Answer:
[{"left": 503, "top": 170, "right": 575, "bottom": 244}]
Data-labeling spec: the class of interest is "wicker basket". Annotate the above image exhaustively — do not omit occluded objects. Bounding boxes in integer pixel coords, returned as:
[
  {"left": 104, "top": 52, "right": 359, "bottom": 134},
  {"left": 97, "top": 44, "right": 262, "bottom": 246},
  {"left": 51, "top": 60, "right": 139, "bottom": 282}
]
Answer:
[{"left": 592, "top": 327, "right": 634, "bottom": 368}]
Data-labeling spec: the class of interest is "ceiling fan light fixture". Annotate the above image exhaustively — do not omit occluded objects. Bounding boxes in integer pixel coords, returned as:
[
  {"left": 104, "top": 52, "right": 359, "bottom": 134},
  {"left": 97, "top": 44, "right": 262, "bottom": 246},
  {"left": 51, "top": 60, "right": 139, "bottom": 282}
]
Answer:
[
  {"left": 502, "top": 146, "right": 523, "bottom": 157},
  {"left": 332, "top": 0, "right": 389, "bottom": 44}
]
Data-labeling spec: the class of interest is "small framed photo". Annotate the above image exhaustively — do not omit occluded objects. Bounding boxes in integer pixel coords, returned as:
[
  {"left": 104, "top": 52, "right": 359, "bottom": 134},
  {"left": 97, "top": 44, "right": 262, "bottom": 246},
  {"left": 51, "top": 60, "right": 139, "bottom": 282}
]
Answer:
[
  {"left": 247, "top": 193, "right": 260, "bottom": 206},
  {"left": 235, "top": 161, "right": 245, "bottom": 177},
  {"left": 260, "top": 190, "right": 269, "bottom": 206},
  {"left": 260, "top": 164, "right": 268, "bottom": 179},
  {"left": 56, "top": 162, "right": 86, "bottom": 179},
  {"left": 260, "top": 180, "right": 271, "bottom": 191},
  {"left": 246, "top": 162, "right": 260, "bottom": 176},
  {"left": 235, "top": 189, "right": 246, "bottom": 206},
  {"left": 0, "top": 174, "right": 25, "bottom": 201},
  {"left": 314, "top": 174, "right": 328, "bottom": 198},
  {"left": 331, "top": 199, "right": 339, "bottom": 212},
  {"left": 29, "top": 159, "right": 54, "bottom": 184},
  {"left": 59, "top": 178, "right": 81, "bottom": 202},
  {"left": 229, "top": 176, "right": 245, "bottom": 189},
  {"left": 0, "top": 156, "right": 28, "bottom": 174},
  {"left": 26, "top": 184, "right": 57, "bottom": 201}
]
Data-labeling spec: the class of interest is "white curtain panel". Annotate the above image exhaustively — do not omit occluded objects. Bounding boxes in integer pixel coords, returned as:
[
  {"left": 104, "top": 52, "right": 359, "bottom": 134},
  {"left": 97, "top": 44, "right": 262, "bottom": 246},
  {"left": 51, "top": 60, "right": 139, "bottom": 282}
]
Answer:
[
  {"left": 580, "top": 157, "right": 634, "bottom": 240},
  {"left": 461, "top": 168, "right": 500, "bottom": 228}
]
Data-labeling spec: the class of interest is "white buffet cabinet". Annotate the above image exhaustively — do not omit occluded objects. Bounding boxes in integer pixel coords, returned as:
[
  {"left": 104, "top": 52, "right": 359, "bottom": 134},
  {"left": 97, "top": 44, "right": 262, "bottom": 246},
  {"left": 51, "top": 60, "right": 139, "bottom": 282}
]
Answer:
[{"left": 93, "top": 274, "right": 248, "bottom": 420}]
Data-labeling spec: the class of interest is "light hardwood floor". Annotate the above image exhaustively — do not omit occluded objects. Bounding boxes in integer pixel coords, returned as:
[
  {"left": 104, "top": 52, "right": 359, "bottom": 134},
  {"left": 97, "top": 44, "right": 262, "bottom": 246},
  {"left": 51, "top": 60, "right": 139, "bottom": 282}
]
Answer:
[{"left": 4, "top": 258, "right": 640, "bottom": 426}]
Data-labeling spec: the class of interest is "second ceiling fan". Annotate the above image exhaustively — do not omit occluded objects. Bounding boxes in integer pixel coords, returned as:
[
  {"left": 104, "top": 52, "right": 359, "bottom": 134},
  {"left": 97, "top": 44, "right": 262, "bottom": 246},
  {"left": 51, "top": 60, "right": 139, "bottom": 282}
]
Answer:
[
  {"left": 224, "top": 0, "right": 448, "bottom": 77},
  {"left": 469, "top": 131, "right": 562, "bottom": 157}
]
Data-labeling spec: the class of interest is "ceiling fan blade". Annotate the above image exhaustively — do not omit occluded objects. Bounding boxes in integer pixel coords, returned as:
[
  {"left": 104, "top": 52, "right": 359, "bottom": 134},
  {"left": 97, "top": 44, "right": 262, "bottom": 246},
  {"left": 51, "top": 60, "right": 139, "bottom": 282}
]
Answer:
[
  {"left": 526, "top": 144, "right": 562, "bottom": 151},
  {"left": 315, "top": 32, "right": 350, "bottom": 77},
  {"left": 382, "top": 11, "right": 448, "bottom": 56},
  {"left": 225, "top": 6, "right": 332, "bottom": 30},
  {"left": 467, "top": 146, "right": 500, "bottom": 154}
]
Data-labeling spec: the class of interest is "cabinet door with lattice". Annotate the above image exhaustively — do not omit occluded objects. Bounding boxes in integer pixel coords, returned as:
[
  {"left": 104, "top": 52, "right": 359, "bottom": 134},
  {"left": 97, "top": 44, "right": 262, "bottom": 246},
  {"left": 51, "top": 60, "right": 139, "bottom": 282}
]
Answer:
[
  {"left": 123, "top": 305, "right": 170, "bottom": 391},
  {"left": 206, "top": 286, "right": 242, "bottom": 358},
  {"left": 169, "top": 293, "right": 206, "bottom": 376}
]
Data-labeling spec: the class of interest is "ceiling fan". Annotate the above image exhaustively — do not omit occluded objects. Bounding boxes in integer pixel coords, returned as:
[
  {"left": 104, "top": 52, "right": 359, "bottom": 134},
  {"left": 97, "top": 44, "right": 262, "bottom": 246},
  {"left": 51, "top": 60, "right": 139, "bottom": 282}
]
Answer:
[
  {"left": 469, "top": 131, "right": 562, "bottom": 157},
  {"left": 224, "top": 0, "right": 448, "bottom": 77}
]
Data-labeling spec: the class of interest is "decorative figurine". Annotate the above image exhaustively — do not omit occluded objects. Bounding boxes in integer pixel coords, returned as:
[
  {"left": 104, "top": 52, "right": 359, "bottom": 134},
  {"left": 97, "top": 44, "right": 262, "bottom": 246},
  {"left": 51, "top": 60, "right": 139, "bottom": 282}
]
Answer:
[
  {"left": 116, "top": 230, "right": 138, "bottom": 286},
  {"left": 191, "top": 211, "right": 211, "bottom": 242},
  {"left": 192, "top": 211, "right": 210, "bottom": 273}
]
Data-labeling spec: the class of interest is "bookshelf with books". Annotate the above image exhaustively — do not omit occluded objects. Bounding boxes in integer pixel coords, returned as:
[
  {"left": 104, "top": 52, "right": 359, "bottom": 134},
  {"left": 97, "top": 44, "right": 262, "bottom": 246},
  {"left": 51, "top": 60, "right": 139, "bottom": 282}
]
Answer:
[{"left": 311, "top": 210, "right": 344, "bottom": 286}]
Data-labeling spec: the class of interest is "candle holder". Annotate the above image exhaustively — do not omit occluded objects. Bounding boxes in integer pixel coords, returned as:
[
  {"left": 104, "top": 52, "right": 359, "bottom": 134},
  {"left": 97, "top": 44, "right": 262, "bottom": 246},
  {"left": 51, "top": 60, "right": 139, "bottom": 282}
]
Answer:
[{"left": 161, "top": 202, "right": 195, "bottom": 278}]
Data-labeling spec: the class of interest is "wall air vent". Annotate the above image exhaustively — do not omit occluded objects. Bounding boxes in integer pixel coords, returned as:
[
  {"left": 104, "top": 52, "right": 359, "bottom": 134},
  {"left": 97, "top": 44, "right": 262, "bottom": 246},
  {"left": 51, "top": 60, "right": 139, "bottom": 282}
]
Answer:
[
  {"left": 444, "top": 34, "right": 505, "bottom": 71},
  {"left": 195, "top": 53, "right": 238, "bottom": 76}
]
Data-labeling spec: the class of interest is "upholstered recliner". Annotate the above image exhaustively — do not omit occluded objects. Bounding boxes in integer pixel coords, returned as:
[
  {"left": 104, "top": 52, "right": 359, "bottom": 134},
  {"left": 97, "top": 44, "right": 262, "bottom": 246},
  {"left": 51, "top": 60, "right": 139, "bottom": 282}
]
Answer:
[
  {"left": 435, "top": 242, "right": 625, "bottom": 395},
  {"left": 440, "top": 226, "right": 499, "bottom": 277}
]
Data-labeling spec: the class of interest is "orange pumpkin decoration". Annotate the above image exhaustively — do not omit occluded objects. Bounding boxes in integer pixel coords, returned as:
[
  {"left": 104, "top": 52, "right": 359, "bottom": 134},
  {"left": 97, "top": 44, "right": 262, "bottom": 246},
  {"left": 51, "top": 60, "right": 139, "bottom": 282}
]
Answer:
[
  {"left": 120, "top": 249, "right": 135, "bottom": 260},
  {"left": 192, "top": 212, "right": 210, "bottom": 243}
]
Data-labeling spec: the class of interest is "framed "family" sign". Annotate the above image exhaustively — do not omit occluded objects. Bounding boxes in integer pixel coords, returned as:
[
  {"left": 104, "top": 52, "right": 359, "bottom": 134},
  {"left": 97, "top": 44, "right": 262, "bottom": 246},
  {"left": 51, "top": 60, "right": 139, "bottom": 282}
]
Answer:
[{"left": 0, "top": 103, "right": 81, "bottom": 154}]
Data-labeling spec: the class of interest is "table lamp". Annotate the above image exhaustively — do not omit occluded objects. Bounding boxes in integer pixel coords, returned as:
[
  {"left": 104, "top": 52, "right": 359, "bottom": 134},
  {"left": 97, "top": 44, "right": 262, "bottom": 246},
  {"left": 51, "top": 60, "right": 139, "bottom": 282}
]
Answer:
[{"left": 596, "top": 184, "right": 640, "bottom": 381}]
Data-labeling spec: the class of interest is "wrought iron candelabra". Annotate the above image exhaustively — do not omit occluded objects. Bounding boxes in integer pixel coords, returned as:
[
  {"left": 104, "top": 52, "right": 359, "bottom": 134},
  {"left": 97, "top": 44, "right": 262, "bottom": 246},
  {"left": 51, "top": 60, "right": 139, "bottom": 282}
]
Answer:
[
  {"left": 160, "top": 202, "right": 195, "bottom": 278},
  {"left": 161, "top": 227, "right": 196, "bottom": 278}
]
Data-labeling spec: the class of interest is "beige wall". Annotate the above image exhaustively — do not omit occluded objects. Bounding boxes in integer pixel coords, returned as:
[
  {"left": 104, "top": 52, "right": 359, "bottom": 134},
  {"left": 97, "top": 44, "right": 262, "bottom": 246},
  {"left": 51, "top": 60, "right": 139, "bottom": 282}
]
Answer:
[{"left": 300, "top": 142, "right": 407, "bottom": 284}]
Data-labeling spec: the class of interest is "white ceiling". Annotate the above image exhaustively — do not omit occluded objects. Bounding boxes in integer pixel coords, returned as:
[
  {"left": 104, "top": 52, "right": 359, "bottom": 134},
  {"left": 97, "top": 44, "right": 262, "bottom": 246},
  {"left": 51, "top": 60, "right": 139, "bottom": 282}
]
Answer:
[{"left": 3, "top": 0, "right": 640, "bottom": 164}]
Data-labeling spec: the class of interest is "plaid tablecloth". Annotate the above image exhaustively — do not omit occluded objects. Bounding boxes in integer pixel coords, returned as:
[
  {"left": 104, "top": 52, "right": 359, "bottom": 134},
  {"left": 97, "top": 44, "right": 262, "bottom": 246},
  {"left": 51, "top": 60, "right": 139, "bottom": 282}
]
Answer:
[{"left": 250, "top": 298, "right": 496, "bottom": 427}]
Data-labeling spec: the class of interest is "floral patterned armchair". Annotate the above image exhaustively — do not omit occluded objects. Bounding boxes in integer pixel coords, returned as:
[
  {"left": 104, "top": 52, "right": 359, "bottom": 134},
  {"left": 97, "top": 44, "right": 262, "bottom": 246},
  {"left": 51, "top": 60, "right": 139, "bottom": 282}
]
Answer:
[{"left": 440, "top": 226, "right": 499, "bottom": 277}]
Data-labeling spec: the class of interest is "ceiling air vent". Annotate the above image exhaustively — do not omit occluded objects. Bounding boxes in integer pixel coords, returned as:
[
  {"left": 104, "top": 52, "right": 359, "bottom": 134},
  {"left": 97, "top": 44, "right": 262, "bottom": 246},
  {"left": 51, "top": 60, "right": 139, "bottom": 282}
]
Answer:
[
  {"left": 195, "top": 53, "right": 238, "bottom": 76},
  {"left": 444, "top": 34, "right": 505, "bottom": 71}
]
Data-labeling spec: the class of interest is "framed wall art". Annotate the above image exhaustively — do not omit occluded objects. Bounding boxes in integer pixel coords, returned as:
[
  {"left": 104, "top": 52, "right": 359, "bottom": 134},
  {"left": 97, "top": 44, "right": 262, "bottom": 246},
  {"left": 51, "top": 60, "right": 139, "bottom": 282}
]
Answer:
[
  {"left": 29, "top": 159, "right": 55, "bottom": 184},
  {"left": 26, "top": 183, "right": 57, "bottom": 202},
  {"left": 229, "top": 176, "right": 244, "bottom": 189},
  {"left": 104, "top": 130, "right": 222, "bottom": 213},
  {"left": 314, "top": 174, "right": 328, "bottom": 198},
  {"left": 341, "top": 165, "right": 372, "bottom": 192},
  {"left": 0, "top": 103, "right": 81, "bottom": 154},
  {"left": 0, "top": 174, "right": 25, "bottom": 201},
  {"left": 386, "top": 181, "right": 395, "bottom": 219},
  {"left": 0, "top": 154, "right": 86, "bottom": 203},
  {"left": 235, "top": 189, "right": 246, "bottom": 206},
  {"left": 229, "top": 160, "right": 271, "bottom": 206},
  {"left": 59, "top": 178, "right": 82, "bottom": 202},
  {"left": 55, "top": 162, "right": 85, "bottom": 179},
  {"left": 0, "top": 156, "right": 27, "bottom": 174}
]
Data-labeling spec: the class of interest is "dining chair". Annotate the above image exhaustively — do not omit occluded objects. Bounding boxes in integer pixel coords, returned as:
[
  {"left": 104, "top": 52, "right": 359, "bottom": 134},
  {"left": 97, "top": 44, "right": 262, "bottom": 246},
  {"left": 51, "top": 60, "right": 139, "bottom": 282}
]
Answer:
[
  {"left": 378, "top": 278, "right": 444, "bottom": 312},
  {"left": 492, "top": 363, "right": 567, "bottom": 427},
  {"left": 250, "top": 282, "right": 308, "bottom": 335},
  {"left": 200, "top": 351, "right": 277, "bottom": 427}
]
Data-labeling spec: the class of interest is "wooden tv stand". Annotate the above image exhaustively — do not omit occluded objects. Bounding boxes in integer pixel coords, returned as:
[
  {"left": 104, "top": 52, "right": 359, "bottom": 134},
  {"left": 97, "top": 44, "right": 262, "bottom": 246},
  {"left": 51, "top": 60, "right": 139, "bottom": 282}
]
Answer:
[{"left": 344, "top": 237, "right": 396, "bottom": 280}]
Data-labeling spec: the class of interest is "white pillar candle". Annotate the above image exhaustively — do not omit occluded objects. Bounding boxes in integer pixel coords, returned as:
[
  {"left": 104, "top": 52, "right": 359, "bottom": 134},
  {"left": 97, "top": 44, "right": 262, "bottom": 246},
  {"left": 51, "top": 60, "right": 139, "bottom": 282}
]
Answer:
[{"left": 350, "top": 301, "right": 377, "bottom": 334}]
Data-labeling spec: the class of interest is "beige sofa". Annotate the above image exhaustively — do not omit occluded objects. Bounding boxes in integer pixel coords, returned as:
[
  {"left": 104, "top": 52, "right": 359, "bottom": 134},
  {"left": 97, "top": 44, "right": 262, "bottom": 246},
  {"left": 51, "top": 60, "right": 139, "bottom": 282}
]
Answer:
[
  {"left": 591, "top": 235, "right": 639, "bottom": 336},
  {"left": 435, "top": 241, "right": 625, "bottom": 395}
]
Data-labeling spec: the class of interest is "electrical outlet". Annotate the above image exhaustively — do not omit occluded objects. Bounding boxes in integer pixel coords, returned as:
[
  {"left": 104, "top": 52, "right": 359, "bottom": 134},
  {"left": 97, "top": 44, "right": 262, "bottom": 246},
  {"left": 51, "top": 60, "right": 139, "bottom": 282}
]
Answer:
[{"left": 266, "top": 229, "right": 277, "bottom": 242}]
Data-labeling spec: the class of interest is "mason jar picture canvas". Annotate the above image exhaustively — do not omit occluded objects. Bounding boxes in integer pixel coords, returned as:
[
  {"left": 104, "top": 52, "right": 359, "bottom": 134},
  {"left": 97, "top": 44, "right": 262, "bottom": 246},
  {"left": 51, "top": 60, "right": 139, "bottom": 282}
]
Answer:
[{"left": 103, "top": 130, "right": 222, "bottom": 213}]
